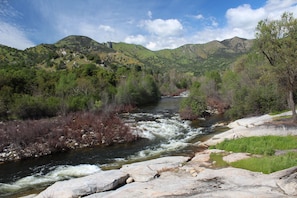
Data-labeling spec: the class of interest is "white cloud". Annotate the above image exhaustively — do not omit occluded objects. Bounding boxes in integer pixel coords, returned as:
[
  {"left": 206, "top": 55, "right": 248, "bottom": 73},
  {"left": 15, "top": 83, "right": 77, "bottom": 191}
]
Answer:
[
  {"left": 210, "top": 17, "right": 219, "bottom": 27},
  {"left": 148, "top": 10, "right": 152, "bottom": 19},
  {"left": 191, "top": 0, "right": 297, "bottom": 44},
  {"left": 98, "top": 25, "right": 115, "bottom": 32},
  {"left": 0, "top": 22, "right": 35, "bottom": 49},
  {"left": 194, "top": 14, "right": 204, "bottom": 20},
  {"left": 124, "top": 34, "right": 147, "bottom": 45},
  {"left": 0, "top": 1, "right": 34, "bottom": 49},
  {"left": 226, "top": 4, "right": 266, "bottom": 30},
  {"left": 144, "top": 36, "right": 187, "bottom": 51},
  {"left": 142, "top": 18, "right": 183, "bottom": 37}
]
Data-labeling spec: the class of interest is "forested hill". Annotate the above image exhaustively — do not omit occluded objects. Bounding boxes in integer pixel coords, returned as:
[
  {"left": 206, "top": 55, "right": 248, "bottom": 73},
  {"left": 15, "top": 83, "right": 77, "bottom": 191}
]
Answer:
[
  {"left": 0, "top": 35, "right": 253, "bottom": 75},
  {"left": 113, "top": 36, "right": 253, "bottom": 75}
]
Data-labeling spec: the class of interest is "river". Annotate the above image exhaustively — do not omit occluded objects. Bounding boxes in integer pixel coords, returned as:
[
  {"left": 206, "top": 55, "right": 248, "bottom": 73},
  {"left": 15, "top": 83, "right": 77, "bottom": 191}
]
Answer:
[{"left": 0, "top": 97, "right": 227, "bottom": 197}]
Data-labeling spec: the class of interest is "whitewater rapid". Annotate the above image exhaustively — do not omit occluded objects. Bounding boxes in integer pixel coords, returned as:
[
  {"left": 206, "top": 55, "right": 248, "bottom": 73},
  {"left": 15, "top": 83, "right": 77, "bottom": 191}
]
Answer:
[{"left": 124, "top": 112, "right": 203, "bottom": 160}]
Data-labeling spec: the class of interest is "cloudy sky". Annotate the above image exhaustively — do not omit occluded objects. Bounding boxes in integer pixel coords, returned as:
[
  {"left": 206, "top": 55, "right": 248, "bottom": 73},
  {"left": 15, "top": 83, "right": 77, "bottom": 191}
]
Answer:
[{"left": 1, "top": 0, "right": 297, "bottom": 50}]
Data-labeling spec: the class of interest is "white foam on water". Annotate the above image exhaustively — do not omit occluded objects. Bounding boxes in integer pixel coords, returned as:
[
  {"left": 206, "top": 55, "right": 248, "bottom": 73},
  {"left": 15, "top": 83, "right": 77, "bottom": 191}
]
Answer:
[
  {"left": 0, "top": 164, "right": 101, "bottom": 195},
  {"left": 125, "top": 112, "right": 203, "bottom": 160}
]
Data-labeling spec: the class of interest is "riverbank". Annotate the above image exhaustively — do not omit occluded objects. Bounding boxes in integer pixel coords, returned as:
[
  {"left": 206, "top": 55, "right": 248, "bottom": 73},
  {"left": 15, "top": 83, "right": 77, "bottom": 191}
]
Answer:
[
  {"left": 0, "top": 111, "right": 138, "bottom": 163},
  {"left": 27, "top": 111, "right": 297, "bottom": 197}
]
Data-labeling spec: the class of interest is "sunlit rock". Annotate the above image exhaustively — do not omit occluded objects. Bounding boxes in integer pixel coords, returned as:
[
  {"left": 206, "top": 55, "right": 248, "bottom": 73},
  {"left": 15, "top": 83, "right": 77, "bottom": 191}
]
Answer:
[
  {"left": 36, "top": 170, "right": 129, "bottom": 198},
  {"left": 120, "top": 156, "right": 189, "bottom": 182}
]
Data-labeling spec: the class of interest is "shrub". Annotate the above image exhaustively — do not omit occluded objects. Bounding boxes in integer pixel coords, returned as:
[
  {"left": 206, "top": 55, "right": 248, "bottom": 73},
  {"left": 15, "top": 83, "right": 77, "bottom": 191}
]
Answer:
[
  {"left": 12, "top": 95, "right": 60, "bottom": 119},
  {"left": 179, "top": 81, "right": 207, "bottom": 120},
  {"left": 115, "top": 73, "right": 160, "bottom": 106}
]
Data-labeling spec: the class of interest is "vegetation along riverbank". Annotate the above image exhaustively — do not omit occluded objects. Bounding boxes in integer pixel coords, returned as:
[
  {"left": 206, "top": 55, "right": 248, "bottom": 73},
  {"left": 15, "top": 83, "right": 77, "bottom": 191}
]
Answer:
[{"left": 0, "top": 110, "right": 138, "bottom": 162}]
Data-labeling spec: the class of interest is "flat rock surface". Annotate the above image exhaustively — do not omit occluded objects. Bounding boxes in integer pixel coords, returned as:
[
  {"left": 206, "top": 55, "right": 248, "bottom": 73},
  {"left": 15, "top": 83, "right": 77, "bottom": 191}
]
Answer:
[
  {"left": 120, "top": 156, "right": 189, "bottom": 182},
  {"left": 86, "top": 166, "right": 297, "bottom": 198},
  {"left": 35, "top": 170, "right": 129, "bottom": 198},
  {"left": 223, "top": 152, "right": 251, "bottom": 163}
]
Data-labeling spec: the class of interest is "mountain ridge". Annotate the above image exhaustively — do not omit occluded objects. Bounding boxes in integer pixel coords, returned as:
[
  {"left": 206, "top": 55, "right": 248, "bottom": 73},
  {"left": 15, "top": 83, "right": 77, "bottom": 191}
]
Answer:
[{"left": 0, "top": 35, "right": 253, "bottom": 75}]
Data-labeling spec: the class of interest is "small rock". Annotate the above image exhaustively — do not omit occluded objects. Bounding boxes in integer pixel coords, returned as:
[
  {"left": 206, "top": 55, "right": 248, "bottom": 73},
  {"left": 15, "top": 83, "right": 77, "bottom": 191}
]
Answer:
[
  {"left": 189, "top": 169, "right": 196, "bottom": 174},
  {"left": 126, "top": 177, "right": 134, "bottom": 184},
  {"left": 191, "top": 172, "right": 198, "bottom": 177},
  {"left": 189, "top": 169, "right": 198, "bottom": 177}
]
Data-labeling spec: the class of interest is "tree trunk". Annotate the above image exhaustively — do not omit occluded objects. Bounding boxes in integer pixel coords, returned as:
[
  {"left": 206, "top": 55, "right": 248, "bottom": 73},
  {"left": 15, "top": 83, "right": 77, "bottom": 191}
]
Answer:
[{"left": 288, "top": 90, "right": 297, "bottom": 122}]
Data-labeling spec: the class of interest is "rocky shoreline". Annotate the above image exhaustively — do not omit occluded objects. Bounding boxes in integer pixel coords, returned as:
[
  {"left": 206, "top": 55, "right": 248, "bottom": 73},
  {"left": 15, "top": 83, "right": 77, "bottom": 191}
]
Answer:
[
  {"left": 26, "top": 150, "right": 297, "bottom": 198},
  {"left": 21, "top": 111, "right": 297, "bottom": 198}
]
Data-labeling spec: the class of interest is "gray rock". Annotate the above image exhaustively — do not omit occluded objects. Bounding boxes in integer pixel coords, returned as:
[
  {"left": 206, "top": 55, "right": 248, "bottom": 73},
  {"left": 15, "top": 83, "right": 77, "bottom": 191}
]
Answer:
[
  {"left": 35, "top": 170, "right": 129, "bottom": 198},
  {"left": 92, "top": 166, "right": 297, "bottom": 198},
  {"left": 120, "top": 156, "right": 189, "bottom": 182},
  {"left": 93, "top": 170, "right": 199, "bottom": 198},
  {"left": 273, "top": 166, "right": 297, "bottom": 196}
]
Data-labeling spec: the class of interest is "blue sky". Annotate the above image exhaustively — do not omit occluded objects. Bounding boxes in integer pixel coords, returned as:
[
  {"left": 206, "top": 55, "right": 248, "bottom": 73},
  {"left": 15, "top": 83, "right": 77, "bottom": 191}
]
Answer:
[{"left": 1, "top": 0, "right": 297, "bottom": 50}]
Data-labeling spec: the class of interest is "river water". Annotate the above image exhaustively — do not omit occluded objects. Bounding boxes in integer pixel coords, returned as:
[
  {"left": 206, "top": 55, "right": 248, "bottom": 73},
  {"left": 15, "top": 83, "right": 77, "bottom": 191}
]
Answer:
[{"left": 0, "top": 97, "right": 226, "bottom": 197}]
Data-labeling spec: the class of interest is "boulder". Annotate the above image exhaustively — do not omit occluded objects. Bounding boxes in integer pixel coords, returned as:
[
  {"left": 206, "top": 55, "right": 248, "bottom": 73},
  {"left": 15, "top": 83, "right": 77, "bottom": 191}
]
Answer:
[
  {"left": 272, "top": 166, "right": 297, "bottom": 196},
  {"left": 35, "top": 170, "right": 129, "bottom": 198},
  {"left": 87, "top": 170, "right": 199, "bottom": 198},
  {"left": 120, "top": 156, "right": 189, "bottom": 182}
]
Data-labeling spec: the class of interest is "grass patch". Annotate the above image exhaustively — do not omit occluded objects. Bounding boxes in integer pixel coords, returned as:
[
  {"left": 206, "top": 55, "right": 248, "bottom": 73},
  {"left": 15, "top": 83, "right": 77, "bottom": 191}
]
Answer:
[
  {"left": 231, "top": 152, "right": 297, "bottom": 174},
  {"left": 211, "top": 136, "right": 297, "bottom": 156},
  {"left": 269, "top": 109, "right": 289, "bottom": 116},
  {"left": 209, "top": 153, "right": 229, "bottom": 168},
  {"left": 272, "top": 115, "right": 292, "bottom": 121},
  {"left": 210, "top": 136, "right": 297, "bottom": 173}
]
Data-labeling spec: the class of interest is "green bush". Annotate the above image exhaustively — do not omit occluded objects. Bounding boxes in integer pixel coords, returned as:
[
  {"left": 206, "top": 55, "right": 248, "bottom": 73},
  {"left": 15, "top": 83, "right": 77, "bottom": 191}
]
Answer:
[
  {"left": 67, "top": 95, "right": 90, "bottom": 111},
  {"left": 115, "top": 73, "right": 160, "bottom": 106},
  {"left": 12, "top": 95, "right": 59, "bottom": 119},
  {"left": 179, "top": 81, "right": 207, "bottom": 120}
]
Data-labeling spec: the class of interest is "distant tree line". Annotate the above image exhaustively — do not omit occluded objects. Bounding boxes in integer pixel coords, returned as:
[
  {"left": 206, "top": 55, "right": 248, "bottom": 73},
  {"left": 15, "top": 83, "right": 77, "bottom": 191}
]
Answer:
[{"left": 0, "top": 63, "right": 161, "bottom": 120}]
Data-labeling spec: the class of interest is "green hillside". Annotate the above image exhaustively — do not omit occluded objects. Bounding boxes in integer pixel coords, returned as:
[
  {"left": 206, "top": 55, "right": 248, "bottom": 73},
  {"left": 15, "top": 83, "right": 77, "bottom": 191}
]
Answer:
[
  {"left": 0, "top": 35, "right": 253, "bottom": 75},
  {"left": 112, "top": 36, "right": 253, "bottom": 75}
]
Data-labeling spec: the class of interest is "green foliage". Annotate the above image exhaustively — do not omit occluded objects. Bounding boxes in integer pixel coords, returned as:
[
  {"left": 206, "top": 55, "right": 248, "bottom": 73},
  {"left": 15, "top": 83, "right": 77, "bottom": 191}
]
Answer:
[
  {"left": 231, "top": 152, "right": 297, "bottom": 174},
  {"left": 67, "top": 95, "right": 90, "bottom": 112},
  {"left": 179, "top": 81, "right": 207, "bottom": 120},
  {"left": 12, "top": 95, "right": 59, "bottom": 119},
  {"left": 212, "top": 136, "right": 297, "bottom": 156},
  {"left": 256, "top": 12, "right": 297, "bottom": 121},
  {"left": 220, "top": 51, "right": 286, "bottom": 119},
  {"left": 205, "top": 70, "right": 222, "bottom": 86},
  {"left": 115, "top": 73, "right": 160, "bottom": 106},
  {"left": 112, "top": 37, "right": 253, "bottom": 76},
  {"left": 55, "top": 72, "right": 77, "bottom": 97}
]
